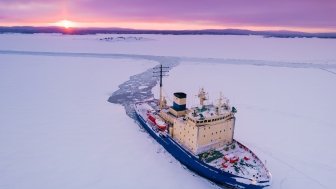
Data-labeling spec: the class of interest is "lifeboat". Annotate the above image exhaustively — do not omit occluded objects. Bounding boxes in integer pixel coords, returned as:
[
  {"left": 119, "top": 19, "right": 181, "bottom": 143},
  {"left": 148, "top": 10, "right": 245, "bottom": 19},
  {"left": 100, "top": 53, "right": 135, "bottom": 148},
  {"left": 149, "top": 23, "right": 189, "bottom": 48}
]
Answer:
[
  {"left": 147, "top": 113, "right": 167, "bottom": 131},
  {"left": 155, "top": 119, "right": 167, "bottom": 131},
  {"left": 148, "top": 114, "right": 156, "bottom": 123}
]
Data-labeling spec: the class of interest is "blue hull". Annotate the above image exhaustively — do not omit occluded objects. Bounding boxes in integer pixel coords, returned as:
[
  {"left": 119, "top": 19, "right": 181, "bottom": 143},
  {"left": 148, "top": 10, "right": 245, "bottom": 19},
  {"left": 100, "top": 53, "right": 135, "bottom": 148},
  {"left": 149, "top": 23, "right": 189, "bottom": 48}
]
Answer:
[{"left": 136, "top": 112, "right": 268, "bottom": 189}]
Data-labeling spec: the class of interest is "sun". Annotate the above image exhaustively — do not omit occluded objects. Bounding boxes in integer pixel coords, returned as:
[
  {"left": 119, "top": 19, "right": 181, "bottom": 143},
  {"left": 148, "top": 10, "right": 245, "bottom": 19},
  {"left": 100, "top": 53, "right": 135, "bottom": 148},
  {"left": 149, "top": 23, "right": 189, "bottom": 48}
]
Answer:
[{"left": 55, "top": 20, "right": 76, "bottom": 28}]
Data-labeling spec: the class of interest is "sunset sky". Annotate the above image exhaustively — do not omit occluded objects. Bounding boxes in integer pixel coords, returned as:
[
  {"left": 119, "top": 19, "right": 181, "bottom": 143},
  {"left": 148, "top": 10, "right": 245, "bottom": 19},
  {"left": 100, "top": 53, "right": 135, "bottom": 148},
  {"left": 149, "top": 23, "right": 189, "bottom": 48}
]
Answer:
[{"left": 0, "top": 0, "right": 335, "bottom": 32}]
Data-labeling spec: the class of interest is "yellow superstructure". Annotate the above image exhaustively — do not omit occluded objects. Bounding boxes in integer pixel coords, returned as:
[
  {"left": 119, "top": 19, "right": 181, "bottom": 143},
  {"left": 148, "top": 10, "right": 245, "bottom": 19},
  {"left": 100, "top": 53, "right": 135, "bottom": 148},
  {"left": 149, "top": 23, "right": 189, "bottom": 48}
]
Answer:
[{"left": 160, "top": 90, "right": 236, "bottom": 155}]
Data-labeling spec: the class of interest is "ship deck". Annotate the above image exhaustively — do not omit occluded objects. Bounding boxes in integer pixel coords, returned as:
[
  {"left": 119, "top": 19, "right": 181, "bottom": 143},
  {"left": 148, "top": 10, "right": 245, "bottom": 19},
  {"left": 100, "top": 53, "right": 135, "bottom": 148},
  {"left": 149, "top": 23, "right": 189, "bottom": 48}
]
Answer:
[{"left": 200, "top": 140, "right": 271, "bottom": 183}]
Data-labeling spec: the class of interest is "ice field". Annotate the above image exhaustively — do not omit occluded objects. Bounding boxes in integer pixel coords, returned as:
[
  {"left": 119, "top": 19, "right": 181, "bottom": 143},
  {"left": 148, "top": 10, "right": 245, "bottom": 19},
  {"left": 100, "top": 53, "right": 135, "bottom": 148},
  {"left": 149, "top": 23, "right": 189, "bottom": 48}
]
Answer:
[{"left": 0, "top": 34, "right": 335, "bottom": 189}]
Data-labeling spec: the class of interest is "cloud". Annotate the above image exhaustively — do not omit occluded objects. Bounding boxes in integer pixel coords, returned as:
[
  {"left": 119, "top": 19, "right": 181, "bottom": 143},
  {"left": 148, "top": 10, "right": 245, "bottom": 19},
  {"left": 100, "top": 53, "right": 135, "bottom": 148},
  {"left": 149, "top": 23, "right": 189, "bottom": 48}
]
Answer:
[
  {"left": 68, "top": 0, "right": 336, "bottom": 29},
  {"left": 0, "top": 0, "right": 335, "bottom": 31}
]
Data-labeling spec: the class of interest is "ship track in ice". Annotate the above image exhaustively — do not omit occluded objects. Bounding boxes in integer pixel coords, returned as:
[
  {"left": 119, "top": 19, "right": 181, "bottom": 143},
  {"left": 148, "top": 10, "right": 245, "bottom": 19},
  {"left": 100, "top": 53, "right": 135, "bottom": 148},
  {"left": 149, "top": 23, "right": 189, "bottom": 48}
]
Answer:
[{"left": 108, "top": 57, "right": 179, "bottom": 118}]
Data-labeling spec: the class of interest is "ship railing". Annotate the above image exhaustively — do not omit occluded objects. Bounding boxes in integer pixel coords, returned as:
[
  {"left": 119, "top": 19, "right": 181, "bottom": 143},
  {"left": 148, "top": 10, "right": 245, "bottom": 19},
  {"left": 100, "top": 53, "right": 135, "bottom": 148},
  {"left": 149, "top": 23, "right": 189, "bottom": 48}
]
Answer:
[{"left": 235, "top": 140, "right": 271, "bottom": 180}]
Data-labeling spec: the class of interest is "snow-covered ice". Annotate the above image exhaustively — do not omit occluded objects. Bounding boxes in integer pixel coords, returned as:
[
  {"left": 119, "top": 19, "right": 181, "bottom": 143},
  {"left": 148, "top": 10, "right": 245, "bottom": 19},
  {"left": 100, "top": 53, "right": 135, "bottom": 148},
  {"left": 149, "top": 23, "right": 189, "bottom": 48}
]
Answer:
[
  {"left": 0, "top": 55, "right": 214, "bottom": 189},
  {"left": 1, "top": 33, "right": 335, "bottom": 189},
  {"left": 1, "top": 33, "right": 336, "bottom": 63},
  {"left": 156, "top": 62, "right": 336, "bottom": 189}
]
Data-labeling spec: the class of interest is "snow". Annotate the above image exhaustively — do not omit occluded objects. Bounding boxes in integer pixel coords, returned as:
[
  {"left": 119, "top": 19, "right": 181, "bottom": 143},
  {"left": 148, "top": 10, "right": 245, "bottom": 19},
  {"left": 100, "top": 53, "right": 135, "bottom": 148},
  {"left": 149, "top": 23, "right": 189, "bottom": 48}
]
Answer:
[
  {"left": 1, "top": 33, "right": 336, "bottom": 63},
  {"left": 1, "top": 33, "right": 336, "bottom": 189},
  {"left": 0, "top": 55, "right": 214, "bottom": 189},
  {"left": 156, "top": 62, "right": 336, "bottom": 189}
]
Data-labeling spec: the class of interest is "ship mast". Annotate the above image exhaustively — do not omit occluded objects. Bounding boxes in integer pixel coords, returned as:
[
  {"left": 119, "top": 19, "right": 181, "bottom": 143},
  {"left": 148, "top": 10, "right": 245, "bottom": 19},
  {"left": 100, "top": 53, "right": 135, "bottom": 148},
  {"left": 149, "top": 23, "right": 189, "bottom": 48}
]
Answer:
[
  {"left": 216, "top": 92, "right": 224, "bottom": 115},
  {"left": 153, "top": 64, "right": 169, "bottom": 109},
  {"left": 197, "top": 88, "right": 208, "bottom": 106}
]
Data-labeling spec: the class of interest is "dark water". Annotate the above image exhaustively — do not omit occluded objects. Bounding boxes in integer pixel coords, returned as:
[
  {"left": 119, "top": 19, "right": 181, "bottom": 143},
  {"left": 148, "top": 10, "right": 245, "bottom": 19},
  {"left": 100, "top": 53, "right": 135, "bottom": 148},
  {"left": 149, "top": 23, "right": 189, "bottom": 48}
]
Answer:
[{"left": 108, "top": 56, "right": 179, "bottom": 118}]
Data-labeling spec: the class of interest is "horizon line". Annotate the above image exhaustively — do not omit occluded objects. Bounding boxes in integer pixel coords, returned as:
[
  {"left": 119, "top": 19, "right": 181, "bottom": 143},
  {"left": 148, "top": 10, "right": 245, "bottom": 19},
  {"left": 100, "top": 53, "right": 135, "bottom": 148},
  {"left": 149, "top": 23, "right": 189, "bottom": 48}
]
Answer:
[{"left": 1, "top": 25, "right": 336, "bottom": 34}]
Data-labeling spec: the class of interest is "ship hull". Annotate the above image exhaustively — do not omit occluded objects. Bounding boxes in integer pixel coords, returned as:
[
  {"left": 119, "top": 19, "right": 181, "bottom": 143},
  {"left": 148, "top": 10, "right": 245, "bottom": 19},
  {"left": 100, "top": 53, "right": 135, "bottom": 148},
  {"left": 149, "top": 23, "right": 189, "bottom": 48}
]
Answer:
[{"left": 135, "top": 109, "right": 269, "bottom": 189}]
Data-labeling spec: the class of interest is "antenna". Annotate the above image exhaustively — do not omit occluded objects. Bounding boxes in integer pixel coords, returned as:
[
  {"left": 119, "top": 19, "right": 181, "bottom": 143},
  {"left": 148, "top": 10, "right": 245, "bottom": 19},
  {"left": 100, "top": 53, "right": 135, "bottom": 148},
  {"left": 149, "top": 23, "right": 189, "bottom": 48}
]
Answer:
[
  {"left": 153, "top": 64, "right": 169, "bottom": 108},
  {"left": 216, "top": 92, "right": 225, "bottom": 114},
  {"left": 197, "top": 88, "right": 208, "bottom": 106}
]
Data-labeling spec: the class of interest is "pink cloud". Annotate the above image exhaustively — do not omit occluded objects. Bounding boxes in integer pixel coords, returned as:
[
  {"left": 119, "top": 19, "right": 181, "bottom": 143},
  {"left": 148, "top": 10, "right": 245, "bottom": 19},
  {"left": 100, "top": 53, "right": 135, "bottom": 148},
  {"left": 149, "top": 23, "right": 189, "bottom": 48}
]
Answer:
[{"left": 0, "top": 0, "right": 335, "bottom": 31}]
